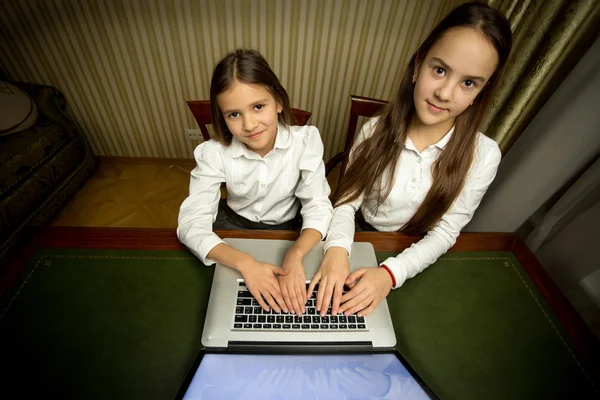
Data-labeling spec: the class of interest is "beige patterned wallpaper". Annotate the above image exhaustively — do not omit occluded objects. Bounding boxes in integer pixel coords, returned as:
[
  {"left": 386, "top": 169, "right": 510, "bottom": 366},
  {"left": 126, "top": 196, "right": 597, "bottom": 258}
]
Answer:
[{"left": 0, "top": 0, "right": 465, "bottom": 160}]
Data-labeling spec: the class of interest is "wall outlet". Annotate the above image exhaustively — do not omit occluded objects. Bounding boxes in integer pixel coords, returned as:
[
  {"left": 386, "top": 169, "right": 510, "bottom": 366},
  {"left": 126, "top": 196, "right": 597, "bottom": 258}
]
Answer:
[{"left": 186, "top": 129, "right": 204, "bottom": 141}]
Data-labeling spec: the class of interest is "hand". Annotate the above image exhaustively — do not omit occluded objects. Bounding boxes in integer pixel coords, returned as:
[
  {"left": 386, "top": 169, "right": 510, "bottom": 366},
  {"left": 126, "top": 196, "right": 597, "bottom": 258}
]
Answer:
[
  {"left": 279, "top": 250, "right": 307, "bottom": 317},
  {"left": 339, "top": 268, "right": 392, "bottom": 317},
  {"left": 307, "top": 247, "right": 350, "bottom": 317},
  {"left": 238, "top": 258, "right": 290, "bottom": 313}
]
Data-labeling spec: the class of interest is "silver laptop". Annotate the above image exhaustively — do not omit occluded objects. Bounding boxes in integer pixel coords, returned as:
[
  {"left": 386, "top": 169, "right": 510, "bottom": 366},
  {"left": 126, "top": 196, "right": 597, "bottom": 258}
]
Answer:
[{"left": 201, "top": 238, "right": 397, "bottom": 350}]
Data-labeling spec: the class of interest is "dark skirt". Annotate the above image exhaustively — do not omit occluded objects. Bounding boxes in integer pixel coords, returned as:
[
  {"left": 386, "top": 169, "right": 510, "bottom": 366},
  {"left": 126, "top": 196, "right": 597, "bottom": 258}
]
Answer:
[
  {"left": 213, "top": 199, "right": 301, "bottom": 231},
  {"left": 355, "top": 209, "right": 377, "bottom": 232}
]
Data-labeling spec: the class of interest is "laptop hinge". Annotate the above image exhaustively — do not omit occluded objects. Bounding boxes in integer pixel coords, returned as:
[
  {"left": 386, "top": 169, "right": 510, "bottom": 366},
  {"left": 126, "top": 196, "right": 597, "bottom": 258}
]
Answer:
[{"left": 228, "top": 341, "right": 374, "bottom": 353}]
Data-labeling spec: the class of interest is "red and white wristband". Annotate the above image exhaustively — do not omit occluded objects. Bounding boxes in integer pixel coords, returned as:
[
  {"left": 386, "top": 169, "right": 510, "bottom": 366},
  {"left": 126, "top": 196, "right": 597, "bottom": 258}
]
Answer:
[{"left": 379, "top": 264, "right": 396, "bottom": 288}]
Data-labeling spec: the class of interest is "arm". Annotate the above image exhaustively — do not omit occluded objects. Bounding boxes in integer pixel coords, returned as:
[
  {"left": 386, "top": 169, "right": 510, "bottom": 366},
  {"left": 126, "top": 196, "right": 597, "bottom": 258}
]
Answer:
[
  {"left": 311, "top": 203, "right": 360, "bottom": 316},
  {"left": 340, "top": 141, "right": 503, "bottom": 316},
  {"left": 177, "top": 143, "right": 288, "bottom": 312},
  {"left": 294, "top": 127, "right": 334, "bottom": 237},
  {"left": 280, "top": 127, "right": 334, "bottom": 315},
  {"left": 309, "top": 119, "right": 377, "bottom": 316},
  {"left": 177, "top": 142, "right": 226, "bottom": 265},
  {"left": 322, "top": 118, "right": 377, "bottom": 256},
  {"left": 380, "top": 143, "right": 502, "bottom": 289}
]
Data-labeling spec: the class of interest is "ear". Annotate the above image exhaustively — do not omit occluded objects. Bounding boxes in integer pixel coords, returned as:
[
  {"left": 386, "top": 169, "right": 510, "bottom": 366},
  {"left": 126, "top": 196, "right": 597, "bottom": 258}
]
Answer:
[{"left": 412, "top": 56, "right": 423, "bottom": 83}]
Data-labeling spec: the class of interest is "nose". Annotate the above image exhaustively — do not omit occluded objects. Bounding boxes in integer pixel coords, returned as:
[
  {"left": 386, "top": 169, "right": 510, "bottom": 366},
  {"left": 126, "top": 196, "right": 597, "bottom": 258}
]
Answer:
[
  {"left": 435, "top": 79, "right": 454, "bottom": 102},
  {"left": 242, "top": 113, "right": 258, "bottom": 132}
]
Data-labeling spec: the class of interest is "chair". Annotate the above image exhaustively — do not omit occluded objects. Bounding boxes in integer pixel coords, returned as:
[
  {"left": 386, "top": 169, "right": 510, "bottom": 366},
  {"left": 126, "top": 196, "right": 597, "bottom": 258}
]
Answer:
[
  {"left": 325, "top": 95, "right": 388, "bottom": 187},
  {"left": 186, "top": 100, "right": 312, "bottom": 142}
]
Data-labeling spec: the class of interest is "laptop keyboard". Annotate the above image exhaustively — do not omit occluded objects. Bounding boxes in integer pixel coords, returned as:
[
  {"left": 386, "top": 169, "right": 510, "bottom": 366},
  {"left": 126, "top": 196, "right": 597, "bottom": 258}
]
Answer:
[{"left": 232, "top": 280, "right": 368, "bottom": 331}]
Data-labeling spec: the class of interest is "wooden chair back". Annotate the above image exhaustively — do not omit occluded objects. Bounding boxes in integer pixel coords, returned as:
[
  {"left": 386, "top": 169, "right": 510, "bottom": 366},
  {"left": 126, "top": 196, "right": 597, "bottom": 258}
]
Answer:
[
  {"left": 325, "top": 95, "right": 388, "bottom": 187},
  {"left": 186, "top": 100, "right": 312, "bottom": 142}
]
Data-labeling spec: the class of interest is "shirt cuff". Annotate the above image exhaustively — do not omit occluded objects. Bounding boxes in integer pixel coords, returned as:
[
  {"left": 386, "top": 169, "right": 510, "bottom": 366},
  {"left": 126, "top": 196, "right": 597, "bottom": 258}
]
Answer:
[
  {"left": 195, "top": 234, "right": 226, "bottom": 266},
  {"left": 323, "top": 240, "right": 352, "bottom": 258},
  {"left": 379, "top": 256, "right": 406, "bottom": 289},
  {"left": 301, "top": 218, "right": 330, "bottom": 240}
]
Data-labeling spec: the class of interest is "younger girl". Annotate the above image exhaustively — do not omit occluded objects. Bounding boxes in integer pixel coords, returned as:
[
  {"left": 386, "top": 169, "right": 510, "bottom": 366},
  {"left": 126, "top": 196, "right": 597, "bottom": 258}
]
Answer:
[
  {"left": 178, "top": 49, "right": 333, "bottom": 317},
  {"left": 308, "top": 2, "right": 513, "bottom": 317}
]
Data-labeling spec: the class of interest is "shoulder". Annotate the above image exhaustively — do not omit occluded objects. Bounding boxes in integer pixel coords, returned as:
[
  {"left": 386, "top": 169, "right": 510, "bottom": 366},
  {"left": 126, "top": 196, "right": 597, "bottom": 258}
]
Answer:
[
  {"left": 474, "top": 132, "right": 502, "bottom": 165},
  {"left": 193, "top": 138, "right": 227, "bottom": 163},
  {"left": 287, "top": 124, "right": 323, "bottom": 148},
  {"left": 467, "top": 132, "right": 502, "bottom": 180},
  {"left": 288, "top": 124, "right": 321, "bottom": 140}
]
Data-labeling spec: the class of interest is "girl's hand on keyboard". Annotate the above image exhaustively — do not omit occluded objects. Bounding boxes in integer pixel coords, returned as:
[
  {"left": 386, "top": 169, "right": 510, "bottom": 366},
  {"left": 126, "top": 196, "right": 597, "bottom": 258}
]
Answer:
[
  {"left": 238, "top": 259, "right": 290, "bottom": 313},
  {"left": 279, "top": 254, "right": 307, "bottom": 317},
  {"left": 309, "top": 246, "right": 350, "bottom": 317},
  {"left": 338, "top": 268, "right": 392, "bottom": 317}
]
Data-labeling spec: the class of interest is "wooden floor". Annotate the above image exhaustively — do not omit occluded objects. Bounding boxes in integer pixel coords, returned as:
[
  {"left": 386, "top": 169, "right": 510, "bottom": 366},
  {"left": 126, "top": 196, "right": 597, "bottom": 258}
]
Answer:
[{"left": 51, "top": 157, "right": 195, "bottom": 228}]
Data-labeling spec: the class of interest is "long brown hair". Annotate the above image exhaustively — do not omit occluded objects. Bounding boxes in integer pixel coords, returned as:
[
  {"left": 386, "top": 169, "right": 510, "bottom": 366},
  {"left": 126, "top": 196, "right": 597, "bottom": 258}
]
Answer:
[
  {"left": 209, "top": 48, "right": 296, "bottom": 145},
  {"left": 332, "top": 1, "right": 512, "bottom": 234}
]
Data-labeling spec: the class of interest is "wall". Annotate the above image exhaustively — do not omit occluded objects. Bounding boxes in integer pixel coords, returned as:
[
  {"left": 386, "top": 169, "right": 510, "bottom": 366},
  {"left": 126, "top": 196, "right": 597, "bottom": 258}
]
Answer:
[{"left": 0, "top": 0, "right": 463, "bottom": 160}]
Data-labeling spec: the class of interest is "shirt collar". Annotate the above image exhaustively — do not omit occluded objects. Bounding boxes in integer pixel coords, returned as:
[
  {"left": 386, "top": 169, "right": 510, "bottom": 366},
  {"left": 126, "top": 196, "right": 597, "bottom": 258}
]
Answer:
[
  {"left": 273, "top": 122, "right": 292, "bottom": 150},
  {"left": 230, "top": 122, "right": 291, "bottom": 159},
  {"left": 434, "top": 125, "right": 454, "bottom": 149},
  {"left": 404, "top": 125, "right": 455, "bottom": 152}
]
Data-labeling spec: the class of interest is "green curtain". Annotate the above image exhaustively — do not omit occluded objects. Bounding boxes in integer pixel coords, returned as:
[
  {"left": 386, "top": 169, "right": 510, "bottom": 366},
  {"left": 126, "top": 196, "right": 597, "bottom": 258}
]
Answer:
[{"left": 483, "top": 0, "right": 600, "bottom": 154}]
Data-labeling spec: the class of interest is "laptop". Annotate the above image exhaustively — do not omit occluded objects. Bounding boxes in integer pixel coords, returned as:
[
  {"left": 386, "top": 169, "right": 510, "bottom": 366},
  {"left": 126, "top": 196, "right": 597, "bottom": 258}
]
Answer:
[
  {"left": 201, "top": 238, "right": 396, "bottom": 349},
  {"left": 178, "top": 238, "right": 438, "bottom": 399}
]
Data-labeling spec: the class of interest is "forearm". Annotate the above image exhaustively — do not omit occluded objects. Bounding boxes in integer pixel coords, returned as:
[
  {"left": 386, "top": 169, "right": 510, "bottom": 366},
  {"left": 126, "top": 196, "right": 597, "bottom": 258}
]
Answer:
[
  {"left": 284, "top": 228, "right": 322, "bottom": 263},
  {"left": 177, "top": 214, "right": 224, "bottom": 265},
  {"left": 207, "top": 243, "right": 255, "bottom": 272},
  {"left": 324, "top": 204, "right": 357, "bottom": 255},
  {"left": 382, "top": 226, "right": 455, "bottom": 288}
]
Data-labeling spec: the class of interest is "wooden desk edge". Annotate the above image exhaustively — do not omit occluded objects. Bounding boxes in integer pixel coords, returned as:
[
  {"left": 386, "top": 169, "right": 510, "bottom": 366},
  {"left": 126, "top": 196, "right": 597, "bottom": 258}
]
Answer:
[{"left": 24, "top": 226, "right": 518, "bottom": 252}]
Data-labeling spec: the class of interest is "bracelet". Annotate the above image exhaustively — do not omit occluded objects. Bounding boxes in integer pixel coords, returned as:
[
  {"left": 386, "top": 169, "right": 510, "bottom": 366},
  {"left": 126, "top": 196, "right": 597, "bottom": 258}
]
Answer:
[{"left": 379, "top": 264, "right": 396, "bottom": 288}]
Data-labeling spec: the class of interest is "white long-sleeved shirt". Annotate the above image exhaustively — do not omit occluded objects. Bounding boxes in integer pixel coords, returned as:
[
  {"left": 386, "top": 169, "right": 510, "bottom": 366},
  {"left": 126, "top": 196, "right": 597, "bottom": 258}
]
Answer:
[
  {"left": 325, "top": 117, "right": 502, "bottom": 289},
  {"left": 178, "top": 123, "right": 333, "bottom": 265}
]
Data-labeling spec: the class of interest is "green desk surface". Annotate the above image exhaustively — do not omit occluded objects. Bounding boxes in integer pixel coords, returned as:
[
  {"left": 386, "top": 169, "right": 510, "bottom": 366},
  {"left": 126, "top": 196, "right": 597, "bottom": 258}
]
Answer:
[{"left": 0, "top": 248, "right": 597, "bottom": 399}]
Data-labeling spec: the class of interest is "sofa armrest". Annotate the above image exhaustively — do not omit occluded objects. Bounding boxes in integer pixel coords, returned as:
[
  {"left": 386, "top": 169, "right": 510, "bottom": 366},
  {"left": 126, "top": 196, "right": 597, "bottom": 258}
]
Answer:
[{"left": 9, "top": 81, "right": 69, "bottom": 125}]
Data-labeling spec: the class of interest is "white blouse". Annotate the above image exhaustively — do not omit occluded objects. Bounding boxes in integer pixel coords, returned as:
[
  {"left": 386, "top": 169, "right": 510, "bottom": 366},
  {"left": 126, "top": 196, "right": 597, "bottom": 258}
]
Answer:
[
  {"left": 325, "top": 117, "right": 502, "bottom": 288},
  {"left": 178, "top": 123, "right": 333, "bottom": 265}
]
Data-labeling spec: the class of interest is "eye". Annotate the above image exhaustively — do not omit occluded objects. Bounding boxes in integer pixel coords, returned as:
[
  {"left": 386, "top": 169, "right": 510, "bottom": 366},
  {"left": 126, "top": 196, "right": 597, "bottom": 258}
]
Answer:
[
  {"left": 464, "top": 80, "right": 477, "bottom": 88},
  {"left": 254, "top": 104, "right": 264, "bottom": 111},
  {"left": 227, "top": 112, "right": 239, "bottom": 119},
  {"left": 434, "top": 67, "right": 445, "bottom": 76}
]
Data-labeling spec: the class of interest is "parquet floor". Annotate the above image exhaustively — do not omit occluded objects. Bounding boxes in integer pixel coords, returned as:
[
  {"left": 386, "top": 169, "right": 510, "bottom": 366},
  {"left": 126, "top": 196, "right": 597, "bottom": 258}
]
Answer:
[{"left": 51, "top": 158, "right": 196, "bottom": 228}]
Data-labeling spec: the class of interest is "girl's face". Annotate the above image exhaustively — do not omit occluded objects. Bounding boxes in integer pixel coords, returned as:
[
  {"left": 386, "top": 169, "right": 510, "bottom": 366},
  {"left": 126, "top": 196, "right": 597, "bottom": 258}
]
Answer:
[
  {"left": 413, "top": 27, "right": 499, "bottom": 132},
  {"left": 217, "top": 80, "right": 282, "bottom": 157}
]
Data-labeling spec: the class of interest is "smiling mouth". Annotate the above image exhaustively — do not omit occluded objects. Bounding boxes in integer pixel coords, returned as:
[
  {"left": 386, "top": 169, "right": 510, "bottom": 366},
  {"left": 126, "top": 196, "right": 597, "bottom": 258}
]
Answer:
[
  {"left": 247, "top": 131, "right": 263, "bottom": 140},
  {"left": 426, "top": 101, "right": 446, "bottom": 112}
]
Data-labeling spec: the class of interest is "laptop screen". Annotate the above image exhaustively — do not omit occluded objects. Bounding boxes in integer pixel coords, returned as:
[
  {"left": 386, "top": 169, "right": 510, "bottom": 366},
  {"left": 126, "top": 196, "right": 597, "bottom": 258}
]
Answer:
[{"left": 181, "top": 353, "right": 433, "bottom": 399}]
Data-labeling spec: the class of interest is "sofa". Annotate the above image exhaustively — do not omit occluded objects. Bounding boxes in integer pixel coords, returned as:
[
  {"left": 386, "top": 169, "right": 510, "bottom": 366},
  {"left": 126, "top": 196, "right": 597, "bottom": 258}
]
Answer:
[{"left": 0, "top": 81, "right": 96, "bottom": 259}]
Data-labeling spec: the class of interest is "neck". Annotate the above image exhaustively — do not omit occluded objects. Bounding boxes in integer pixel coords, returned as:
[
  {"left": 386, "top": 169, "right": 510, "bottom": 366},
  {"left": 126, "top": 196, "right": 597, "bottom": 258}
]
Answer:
[{"left": 409, "top": 117, "right": 454, "bottom": 149}]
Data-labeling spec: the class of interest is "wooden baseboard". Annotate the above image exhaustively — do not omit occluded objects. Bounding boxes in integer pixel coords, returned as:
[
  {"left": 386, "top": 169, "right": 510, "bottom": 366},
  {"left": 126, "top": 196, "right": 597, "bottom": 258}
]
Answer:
[{"left": 97, "top": 156, "right": 196, "bottom": 167}]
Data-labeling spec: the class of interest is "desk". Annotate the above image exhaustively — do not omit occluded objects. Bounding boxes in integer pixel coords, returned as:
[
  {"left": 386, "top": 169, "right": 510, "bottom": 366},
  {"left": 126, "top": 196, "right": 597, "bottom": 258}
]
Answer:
[{"left": 0, "top": 227, "right": 598, "bottom": 399}]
